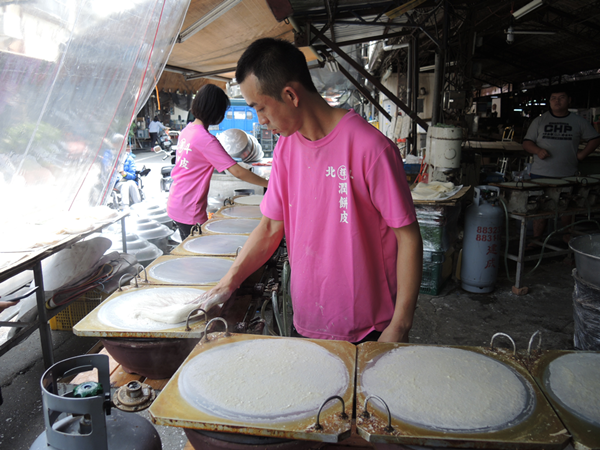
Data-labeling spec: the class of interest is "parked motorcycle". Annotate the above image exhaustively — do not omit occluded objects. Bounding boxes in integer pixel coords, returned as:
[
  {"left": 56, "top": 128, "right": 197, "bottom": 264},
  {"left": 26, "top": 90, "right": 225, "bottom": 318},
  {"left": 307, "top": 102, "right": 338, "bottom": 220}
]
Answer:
[
  {"left": 153, "top": 145, "right": 176, "bottom": 192},
  {"left": 157, "top": 129, "right": 178, "bottom": 152}
]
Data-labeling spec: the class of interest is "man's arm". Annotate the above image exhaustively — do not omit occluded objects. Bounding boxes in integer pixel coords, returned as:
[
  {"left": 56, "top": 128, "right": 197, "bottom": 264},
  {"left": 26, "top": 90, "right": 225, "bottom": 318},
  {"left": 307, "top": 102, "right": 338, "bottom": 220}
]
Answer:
[
  {"left": 577, "top": 136, "right": 600, "bottom": 161},
  {"left": 378, "top": 221, "right": 423, "bottom": 343},
  {"left": 197, "top": 216, "right": 284, "bottom": 311},
  {"left": 228, "top": 163, "right": 269, "bottom": 188},
  {"left": 522, "top": 140, "right": 550, "bottom": 160}
]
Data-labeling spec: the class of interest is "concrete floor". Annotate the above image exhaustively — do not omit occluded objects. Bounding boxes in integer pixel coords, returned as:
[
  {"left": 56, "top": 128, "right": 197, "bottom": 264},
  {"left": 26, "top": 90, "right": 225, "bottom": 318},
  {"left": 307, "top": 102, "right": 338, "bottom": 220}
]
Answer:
[{"left": 0, "top": 255, "right": 578, "bottom": 450}]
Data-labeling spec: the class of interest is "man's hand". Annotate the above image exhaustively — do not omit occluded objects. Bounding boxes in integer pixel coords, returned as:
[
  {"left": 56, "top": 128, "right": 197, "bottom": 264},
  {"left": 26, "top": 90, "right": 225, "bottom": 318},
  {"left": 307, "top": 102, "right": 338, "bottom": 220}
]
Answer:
[
  {"left": 194, "top": 285, "right": 236, "bottom": 313},
  {"left": 378, "top": 322, "right": 410, "bottom": 343},
  {"left": 536, "top": 148, "right": 550, "bottom": 159},
  {"left": 0, "top": 301, "right": 17, "bottom": 313}
]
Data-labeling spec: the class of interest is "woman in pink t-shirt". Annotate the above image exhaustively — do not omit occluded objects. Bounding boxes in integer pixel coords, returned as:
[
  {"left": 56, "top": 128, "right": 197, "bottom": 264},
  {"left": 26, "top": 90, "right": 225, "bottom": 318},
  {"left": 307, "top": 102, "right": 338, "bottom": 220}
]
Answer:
[{"left": 167, "top": 85, "right": 268, "bottom": 240}]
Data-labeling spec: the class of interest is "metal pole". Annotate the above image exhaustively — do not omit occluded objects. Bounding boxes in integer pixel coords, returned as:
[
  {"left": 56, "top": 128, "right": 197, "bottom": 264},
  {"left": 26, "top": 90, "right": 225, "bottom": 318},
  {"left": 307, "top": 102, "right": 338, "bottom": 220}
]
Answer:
[
  {"left": 406, "top": 41, "right": 413, "bottom": 155},
  {"left": 412, "top": 34, "right": 420, "bottom": 154},
  {"left": 432, "top": 0, "right": 449, "bottom": 125},
  {"left": 432, "top": 52, "right": 443, "bottom": 125},
  {"left": 33, "top": 262, "right": 53, "bottom": 369}
]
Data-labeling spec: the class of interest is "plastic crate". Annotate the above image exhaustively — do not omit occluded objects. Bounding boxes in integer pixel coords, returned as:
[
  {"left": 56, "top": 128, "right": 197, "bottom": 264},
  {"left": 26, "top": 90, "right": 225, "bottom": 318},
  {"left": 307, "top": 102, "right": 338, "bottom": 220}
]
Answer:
[
  {"left": 423, "top": 250, "right": 445, "bottom": 264},
  {"left": 420, "top": 249, "right": 454, "bottom": 295},
  {"left": 49, "top": 288, "right": 108, "bottom": 331},
  {"left": 416, "top": 204, "right": 461, "bottom": 252}
]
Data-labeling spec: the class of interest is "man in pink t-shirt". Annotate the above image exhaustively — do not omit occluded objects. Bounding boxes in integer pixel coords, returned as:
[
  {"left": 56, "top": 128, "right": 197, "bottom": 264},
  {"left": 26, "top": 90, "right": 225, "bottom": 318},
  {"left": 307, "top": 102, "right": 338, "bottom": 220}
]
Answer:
[{"left": 197, "top": 39, "right": 422, "bottom": 343}]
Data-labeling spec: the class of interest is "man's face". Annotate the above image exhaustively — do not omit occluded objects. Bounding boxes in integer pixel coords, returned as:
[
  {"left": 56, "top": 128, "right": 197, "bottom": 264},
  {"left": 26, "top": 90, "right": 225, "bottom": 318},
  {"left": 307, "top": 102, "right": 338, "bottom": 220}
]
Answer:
[
  {"left": 549, "top": 92, "right": 570, "bottom": 115},
  {"left": 240, "top": 74, "right": 300, "bottom": 137}
]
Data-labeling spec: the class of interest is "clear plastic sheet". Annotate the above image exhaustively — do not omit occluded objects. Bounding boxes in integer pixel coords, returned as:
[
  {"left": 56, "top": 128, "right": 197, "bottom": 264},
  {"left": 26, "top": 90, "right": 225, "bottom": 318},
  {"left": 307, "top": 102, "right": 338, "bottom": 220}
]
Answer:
[
  {"left": 0, "top": 0, "right": 189, "bottom": 222},
  {"left": 416, "top": 204, "right": 461, "bottom": 252},
  {"left": 573, "top": 269, "right": 600, "bottom": 351}
]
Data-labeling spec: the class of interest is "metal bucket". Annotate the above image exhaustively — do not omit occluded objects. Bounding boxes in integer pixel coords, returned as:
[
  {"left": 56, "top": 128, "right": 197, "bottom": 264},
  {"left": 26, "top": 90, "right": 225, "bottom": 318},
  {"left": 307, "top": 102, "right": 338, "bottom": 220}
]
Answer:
[{"left": 569, "top": 234, "right": 600, "bottom": 286}]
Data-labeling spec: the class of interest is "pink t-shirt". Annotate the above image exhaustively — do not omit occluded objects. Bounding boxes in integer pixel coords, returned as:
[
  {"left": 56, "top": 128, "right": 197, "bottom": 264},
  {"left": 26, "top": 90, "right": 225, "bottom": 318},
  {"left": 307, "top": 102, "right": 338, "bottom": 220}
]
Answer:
[
  {"left": 261, "top": 109, "right": 416, "bottom": 342},
  {"left": 167, "top": 123, "right": 236, "bottom": 225}
]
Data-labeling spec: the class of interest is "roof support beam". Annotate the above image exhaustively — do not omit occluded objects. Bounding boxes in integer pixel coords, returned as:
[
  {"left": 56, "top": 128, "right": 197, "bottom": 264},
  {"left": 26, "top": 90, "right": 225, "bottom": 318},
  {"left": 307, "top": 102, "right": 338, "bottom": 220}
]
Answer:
[
  {"left": 309, "top": 25, "right": 429, "bottom": 131},
  {"left": 185, "top": 66, "right": 237, "bottom": 81},
  {"left": 311, "top": 29, "right": 412, "bottom": 48},
  {"left": 321, "top": 51, "right": 392, "bottom": 121}
]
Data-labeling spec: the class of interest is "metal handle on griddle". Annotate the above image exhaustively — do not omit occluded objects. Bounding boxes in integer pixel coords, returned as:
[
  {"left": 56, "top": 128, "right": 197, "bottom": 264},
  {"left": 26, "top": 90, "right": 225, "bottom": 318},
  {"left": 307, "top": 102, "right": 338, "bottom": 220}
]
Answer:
[
  {"left": 185, "top": 308, "right": 207, "bottom": 331},
  {"left": 118, "top": 272, "right": 138, "bottom": 290},
  {"left": 314, "top": 395, "right": 348, "bottom": 431},
  {"left": 489, "top": 332, "right": 517, "bottom": 356},
  {"left": 527, "top": 330, "right": 542, "bottom": 357},
  {"left": 201, "top": 317, "right": 230, "bottom": 342},
  {"left": 271, "top": 289, "right": 285, "bottom": 336},
  {"left": 360, "top": 395, "right": 394, "bottom": 432},
  {"left": 135, "top": 264, "right": 148, "bottom": 283}
]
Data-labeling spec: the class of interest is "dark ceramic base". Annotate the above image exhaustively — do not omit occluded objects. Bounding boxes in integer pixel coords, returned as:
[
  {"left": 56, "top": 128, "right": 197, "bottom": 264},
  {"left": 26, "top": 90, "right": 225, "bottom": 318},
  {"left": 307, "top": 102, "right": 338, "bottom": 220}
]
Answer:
[
  {"left": 184, "top": 429, "right": 317, "bottom": 450},
  {"left": 100, "top": 337, "right": 199, "bottom": 379}
]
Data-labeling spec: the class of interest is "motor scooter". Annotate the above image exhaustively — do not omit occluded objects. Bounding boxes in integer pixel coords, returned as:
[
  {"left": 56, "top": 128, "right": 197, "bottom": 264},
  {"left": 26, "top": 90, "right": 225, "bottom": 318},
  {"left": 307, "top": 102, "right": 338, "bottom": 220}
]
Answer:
[
  {"left": 153, "top": 145, "right": 176, "bottom": 192},
  {"left": 108, "top": 165, "right": 151, "bottom": 209}
]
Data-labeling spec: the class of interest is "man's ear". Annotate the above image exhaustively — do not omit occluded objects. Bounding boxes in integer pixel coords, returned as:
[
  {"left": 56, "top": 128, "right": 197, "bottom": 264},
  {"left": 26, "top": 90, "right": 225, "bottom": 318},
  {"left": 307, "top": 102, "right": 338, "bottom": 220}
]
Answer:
[{"left": 281, "top": 85, "right": 300, "bottom": 107}]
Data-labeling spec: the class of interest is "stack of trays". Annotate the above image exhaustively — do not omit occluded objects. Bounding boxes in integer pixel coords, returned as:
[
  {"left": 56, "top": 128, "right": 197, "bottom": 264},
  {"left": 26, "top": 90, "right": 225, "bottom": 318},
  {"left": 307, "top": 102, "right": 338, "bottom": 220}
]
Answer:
[{"left": 217, "top": 129, "right": 264, "bottom": 163}]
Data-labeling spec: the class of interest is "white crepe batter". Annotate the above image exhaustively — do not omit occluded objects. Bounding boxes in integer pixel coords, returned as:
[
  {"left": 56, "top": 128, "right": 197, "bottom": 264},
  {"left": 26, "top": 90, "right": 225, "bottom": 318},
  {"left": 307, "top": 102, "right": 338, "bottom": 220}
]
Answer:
[
  {"left": 179, "top": 338, "right": 349, "bottom": 423},
  {"left": 546, "top": 352, "right": 600, "bottom": 426},
  {"left": 97, "top": 287, "right": 207, "bottom": 330},
  {"left": 360, "top": 346, "right": 533, "bottom": 432}
]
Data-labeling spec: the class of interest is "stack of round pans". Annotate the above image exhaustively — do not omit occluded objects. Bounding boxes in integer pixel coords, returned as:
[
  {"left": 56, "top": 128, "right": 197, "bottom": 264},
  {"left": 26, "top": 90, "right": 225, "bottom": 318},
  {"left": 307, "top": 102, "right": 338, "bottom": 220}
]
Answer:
[
  {"left": 217, "top": 129, "right": 264, "bottom": 163},
  {"left": 244, "top": 134, "right": 264, "bottom": 163},
  {"left": 131, "top": 203, "right": 173, "bottom": 228},
  {"left": 103, "top": 232, "right": 162, "bottom": 267}
]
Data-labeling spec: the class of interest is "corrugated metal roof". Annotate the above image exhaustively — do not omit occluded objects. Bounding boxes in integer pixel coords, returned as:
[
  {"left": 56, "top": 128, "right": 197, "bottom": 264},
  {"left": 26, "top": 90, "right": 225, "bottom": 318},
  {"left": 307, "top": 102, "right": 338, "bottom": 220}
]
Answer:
[{"left": 163, "top": 0, "right": 600, "bottom": 90}]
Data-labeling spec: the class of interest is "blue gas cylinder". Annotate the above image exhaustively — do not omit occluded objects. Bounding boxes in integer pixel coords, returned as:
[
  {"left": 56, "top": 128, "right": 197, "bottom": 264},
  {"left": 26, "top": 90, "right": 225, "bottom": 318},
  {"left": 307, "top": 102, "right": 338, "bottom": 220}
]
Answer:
[{"left": 461, "top": 186, "right": 504, "bottom": 293}]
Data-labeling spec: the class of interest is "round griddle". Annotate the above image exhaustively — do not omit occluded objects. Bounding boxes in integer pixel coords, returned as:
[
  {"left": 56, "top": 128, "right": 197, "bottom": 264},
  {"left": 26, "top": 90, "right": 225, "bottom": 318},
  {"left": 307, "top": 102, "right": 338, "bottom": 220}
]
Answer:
[
  {"left": 355, "top": 342, "right": 569, "bottom": 449},
  {"left": 233, "top": 194, "right": 264, "bottom": 206},
  {"left": 144, "top": 255, "right": 234, "bottom": 285},
  {"left": 73, "top": 285, "right": 209, "bottom": 338},
  {"left": 169, "top": 234, "right": 249, "bottom": 257},
  {"left": 529, "top": 350, "right": 600, "bottom": 450},
  {"left": 218, "top": 205, "right": 262, "bottom": 219},
  {"left": 202, "top": 219, "right": 260, "bottom": 235},
  {"left": 149, "top": 334, "right": 356, "bottom": 443}
]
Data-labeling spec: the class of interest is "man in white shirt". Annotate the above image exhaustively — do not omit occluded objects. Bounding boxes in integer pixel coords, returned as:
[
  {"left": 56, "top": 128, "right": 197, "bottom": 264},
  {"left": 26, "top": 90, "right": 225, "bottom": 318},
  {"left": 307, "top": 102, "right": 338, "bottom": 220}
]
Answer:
[
  {"left": 523, "top": 85, "right": 600, "bottom": 243},
  {"left": 148, "top": 116, "right": 166, "bottom": 148}
]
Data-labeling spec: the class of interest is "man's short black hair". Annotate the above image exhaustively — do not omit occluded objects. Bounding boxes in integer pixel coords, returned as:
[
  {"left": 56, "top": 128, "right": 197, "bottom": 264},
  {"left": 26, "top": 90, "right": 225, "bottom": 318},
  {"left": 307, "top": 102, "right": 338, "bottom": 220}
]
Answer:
[
  {"left": 236, "top": 38, "right": 318, "bottom": 101},
  {"left": 547, "top": 84, "right": 572, "bottom": 97},
  {"left": 191, "top": 84, "right": 230, "bottom": 126}
]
